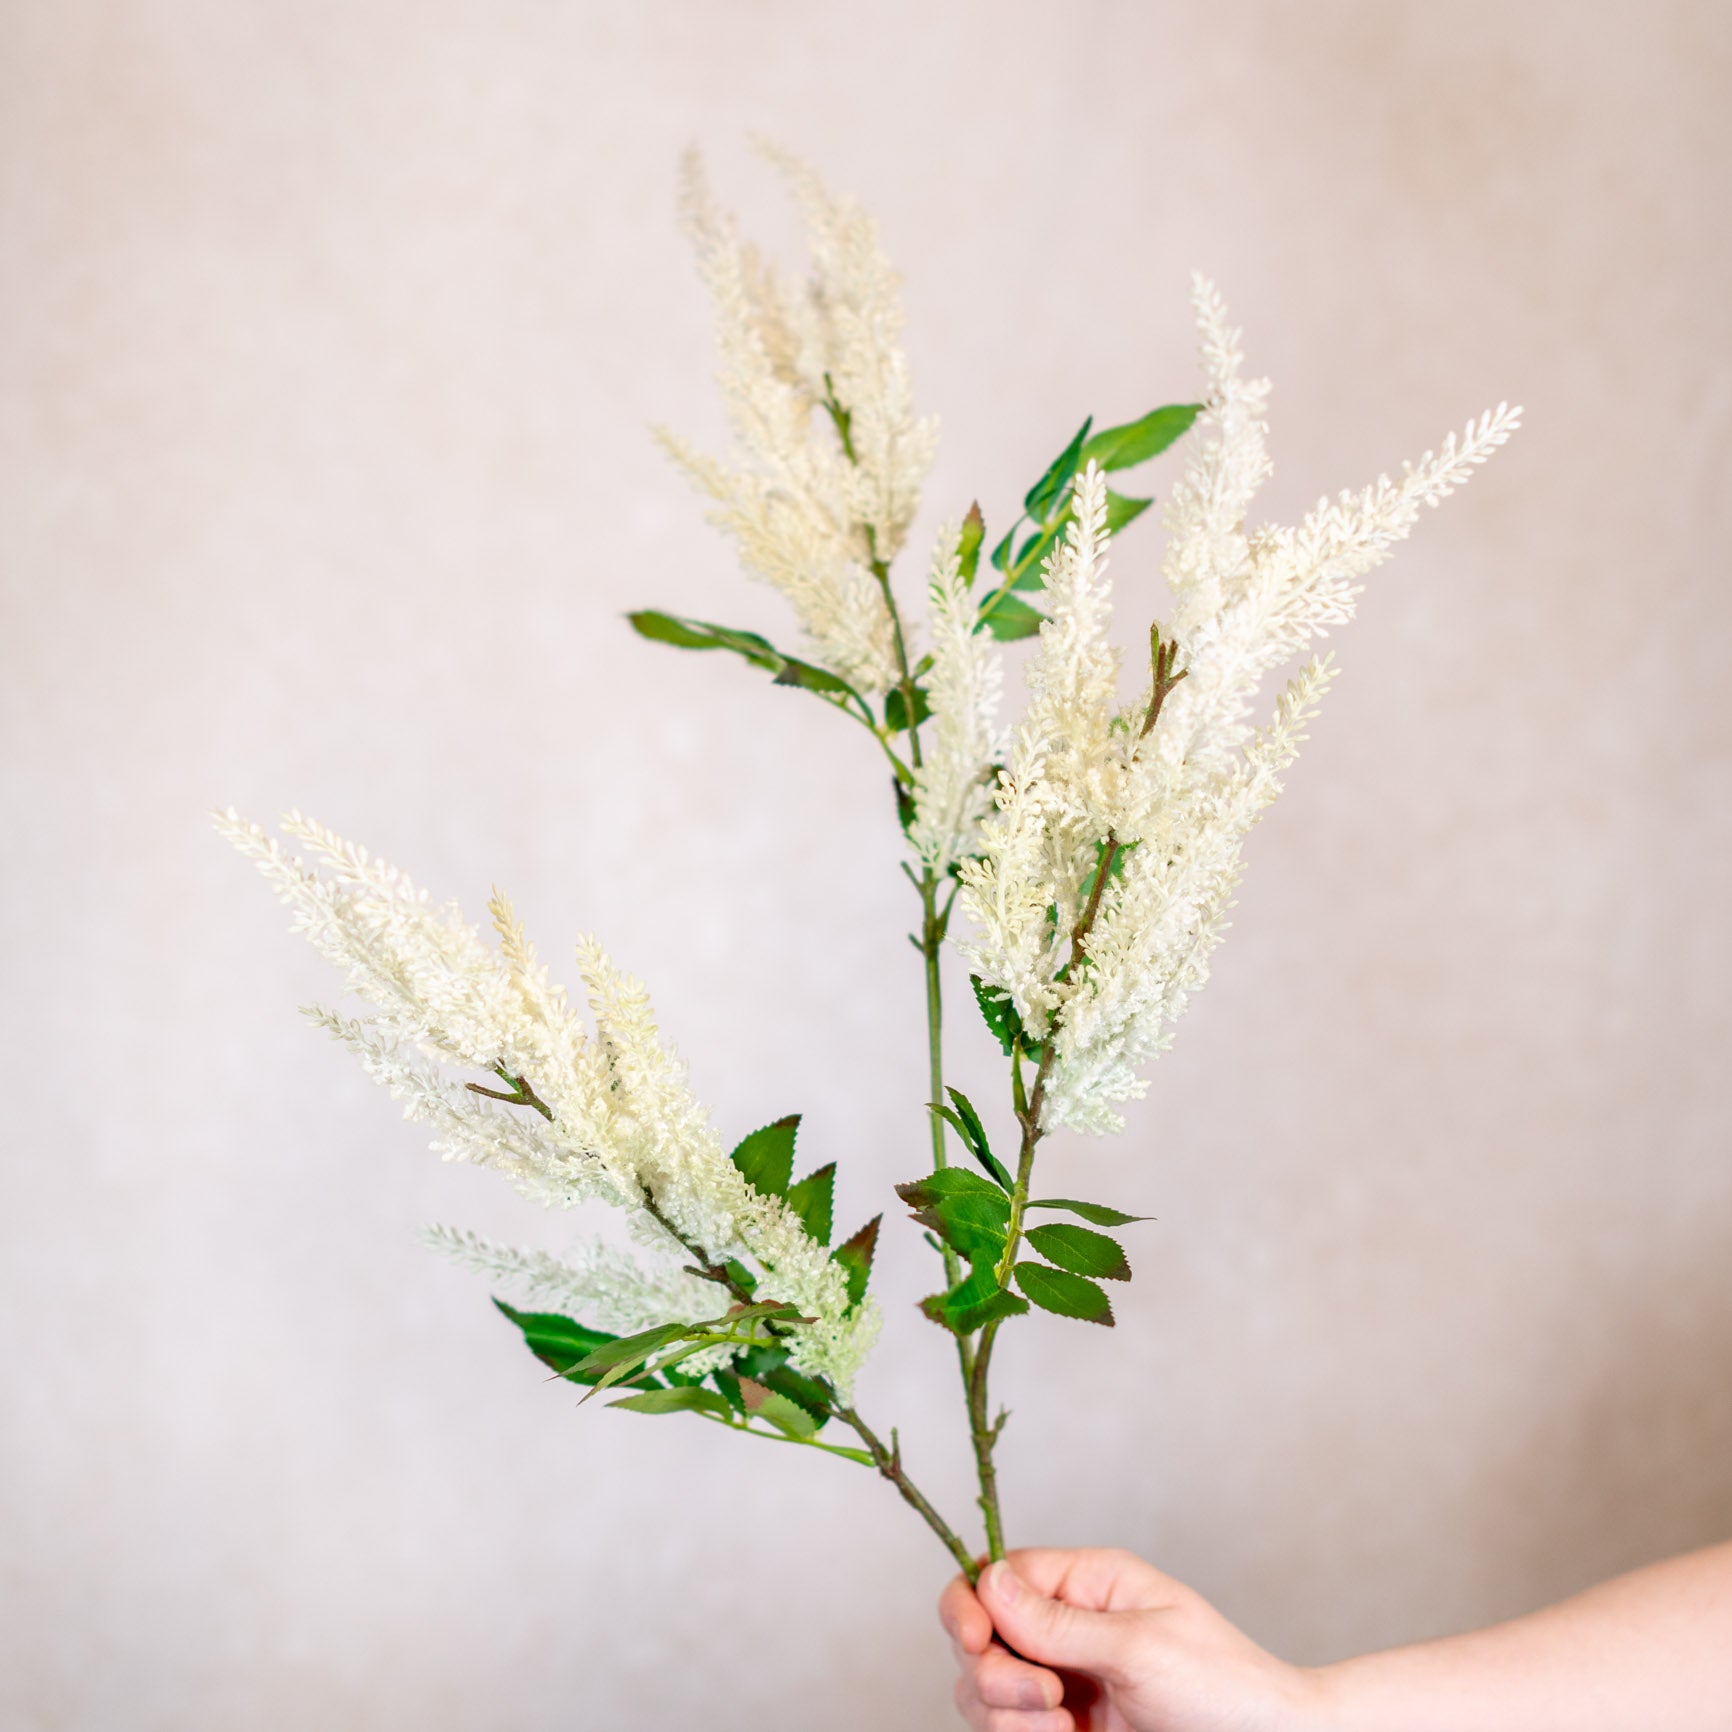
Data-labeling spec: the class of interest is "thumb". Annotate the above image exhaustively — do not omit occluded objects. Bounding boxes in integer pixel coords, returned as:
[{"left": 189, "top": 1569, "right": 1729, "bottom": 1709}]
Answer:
[{"left": 978, "top": 1559, "right": 1129, "bottom": 1678}]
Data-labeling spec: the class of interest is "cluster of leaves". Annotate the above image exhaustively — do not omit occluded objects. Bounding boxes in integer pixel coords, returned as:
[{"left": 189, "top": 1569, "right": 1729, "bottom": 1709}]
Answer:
[
  {"left": 626, "top": 402, "right": 1201, "bottom": 736},
  {"left": 495, "top": 1115, "right": 881, "bottom": 1460},
  {"left": 902, "top": 1087, "right": 1148, "bottom": 1332}
]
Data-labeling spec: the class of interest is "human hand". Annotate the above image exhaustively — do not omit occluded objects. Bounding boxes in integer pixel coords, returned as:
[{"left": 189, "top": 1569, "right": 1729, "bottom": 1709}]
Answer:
[{"left": 938, "top": 1547, "right": 1322, "bottom": 1732}]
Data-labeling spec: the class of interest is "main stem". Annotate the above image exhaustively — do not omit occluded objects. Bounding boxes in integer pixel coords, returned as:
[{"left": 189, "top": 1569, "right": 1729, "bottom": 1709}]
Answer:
[{"left": 966, "top": 632, "right": 1190, "bottom": 1557}]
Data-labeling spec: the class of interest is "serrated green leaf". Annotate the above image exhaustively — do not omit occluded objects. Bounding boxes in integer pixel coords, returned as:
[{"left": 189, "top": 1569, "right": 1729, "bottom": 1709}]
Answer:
[
  {"left": 1027, "top": 1198, "right": 1153, "bottom": 1227},
  {"left": 730, "top": 1346, "right": 832, "bottom": 1430},
  {"left": 786, "top": 1161, "right": 835, "bottom": 1247},
  {"left": 895, "top": 1168, "right": 1011, "bottom": 1218},
  {"left": 752, "top": 1390, "right": 818, "bottom": 1438},
  {"left": 1105, "top": 490, "right": 1153, "bottom": 534},
  {"left": 832, "top": 1215, "right": 881, "bottom": 1310},
  {"left": 572, "top": 1321, "right": 692, "bottom": 1377},
  {"left": 957, "top": 502, "right": 985, "bottom": 586},
  {"left": 978, "top": 592, "right": 1046, "bottom": 641},
  {"left": 609, "top": 1384, "right": 735, "bottom": 1420},
  {"left": 1014, "top": 1262, "right": 1115, "bottom": 1325},
  {"left": 1025, "top": 1221, "right": 1131, "bottom": 1281},
  {"left": 1024, "top": 417, "right": 1094, "bottom": 521},
  {"left": 908, "top": 1195, "right": 1009, "bottom": 1267},
  {"left": 883, "top": 683, "right": 933, "bottom": 733},
  {"left": 920, "top": 1265, "right": 1029, "bottom": 1335},
  {"left": 970, "top": 974, "right": 1041, "bottom": 1062},
  {"left": 1081, "top": 404, "right": 1202, "bottom": 471},
  {"left": 729, "top": 1114, "right": 800, "bottom": 1200}
]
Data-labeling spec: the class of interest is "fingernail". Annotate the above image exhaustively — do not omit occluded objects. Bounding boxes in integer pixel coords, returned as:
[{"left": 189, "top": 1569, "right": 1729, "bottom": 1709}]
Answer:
[
  {"left": 985, "top": 1561, "right": 1021, "bottom": 1604},
  {"left": 1018, "top": 1679, "right": 1049, "bottom": 1710}
]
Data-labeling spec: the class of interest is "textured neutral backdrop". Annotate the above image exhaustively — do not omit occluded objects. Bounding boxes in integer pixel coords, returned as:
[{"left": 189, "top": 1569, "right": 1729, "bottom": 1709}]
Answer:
[{"left": 3, "top": 3, "right": 1730, "bottom": 1728}]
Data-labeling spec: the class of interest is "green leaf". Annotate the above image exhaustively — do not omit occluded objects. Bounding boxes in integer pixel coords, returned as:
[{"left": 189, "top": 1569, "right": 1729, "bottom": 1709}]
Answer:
[
  {"left": 920, "top": 1265, "right": 1029, "bottom": 1335},
  {"left": 832, "top": 1215, "right": 881, "bottom": 1310},
  {"left": 883, "top": 684, "right": 933, "bottom": 734},
  {"left": 493, "top": 1300, "right": 621, "bottom": 1384},
  {"left": 1105, "top": 490, "right": 1153, "bottom": 535},
  {"left": 970, "top": 974, "right": 1045, "bottom": 1064},
  {"left": 1014, "top": 1262, "right": 1115, "bottom": 1325},
  {"left": 571, "top": 1321, "right": 691, "bottom": 1378},
  {"left": 1027, "top": 1198, "right": 1153, "bottom": 1227},
  {"left": 1025, "top": 1221, "right": 1131, "bottom": 1282},
  {"left": 609, "top": 1385, "right": 735, "bottom": 1421},
  {"left": 729, "top": 1114, "right": 800, "bottom": 1200},
  {"left": 1081, "top": 404, "right": 1203, "bottom": 471},
  {"left": 1024, "top": 417, "right": 1094, "bottom": 521},
  {"left": 895, "top": 1168, "right": 1011, "bottom": 1218},
  {"left": 772, "top": 657, "right": 857, "bottom": 698},
  {"left": 628, "top": 610, "right": 778, "bottom": 663},
  {"left": 786, "top": 1161, "right": 835, "bottom": 1247},
  {"left": 957, "top": 502, "right": 985, "bottom": 586},
  {"left": 988, "top": 523, "right": 1016, "bottom": 575},
  {"left": 906, "top": 1195, "right": 1009, "bottom": 1267},
  {"left": 629, "top": 611, "right": 864, "bottom": 711},
  {"left": 1008, "top": 517, "right": 1069, "bottom": 592},
  {"left": 731, "top": 1346, "right": 833, "bottom": 1429},
  {"left": 893, "top": 776, "right": 918, "bottom": 836},
  {"left": 978, "top": 592, "right": 1046, "bottom": 641},
  {"left": 944, "top": 1087, "right": 1014, "bottom": 1193},
  {"left": 722, "top": 1257, "right": 759, "bottom": 1295},
  {"left": 752, "top": 1391, "right": 818, "bottom": 1439}
]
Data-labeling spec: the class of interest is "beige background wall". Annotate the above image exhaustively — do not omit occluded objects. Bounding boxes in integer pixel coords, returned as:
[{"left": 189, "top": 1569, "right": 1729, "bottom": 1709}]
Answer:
[{"left": 3, "top": 3, "right": 1730, "bottom": 1727}]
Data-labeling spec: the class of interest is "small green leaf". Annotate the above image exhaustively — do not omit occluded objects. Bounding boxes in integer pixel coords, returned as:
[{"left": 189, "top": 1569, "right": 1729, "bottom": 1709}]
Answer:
[
  {"left": 893, "top": 776, "right": 918, "bottom": 836},
  {"left": 1025, "top": 1222, "right": 1131, "bottom": 1282},
  {"left": 609, "top": 1385, "right": 735, "bottom": 1420},
  {"left": 1027, "top": 1199, "right": 1153, "bottom": 1227},
  {"left": 729, "top": 1114, "right": 800, "bottom": 1200},
  {"left": 957, "top": 502, "right": 985, "bottom": 586},
  {"left": 1014, "top": 1262, "right": 1115, "bottom": 1325},
  {"left": 944, "top": 1087, "right": 1014, "bottom": 1193},
  {"left": 832, "top": 1215, "right": 881, "bottom": 1310},
  {"left": 1081, "top": 404, "right": 1202, "bottom": 471},
  {"left": 571, "top": 1321, "right": 692, "bottom": 1378},
  {"left": 970, "top": 975, "right": 1044, "bottom": 1063},
  {"left": 627, "top": 610, "right": 778, "bottom": 664},
  {"left": 786, "top": 1161, "right": 836, "bottom": 1247},
  {"left": 920, "top": 1265, "right": 1029, "bottom": 1335},
  {"left": 773, "top": 657, "right": 857, "bottom": 698},
  {"left": 978, "top": 592, "right": 1047, "bottom": 641},
  {"left": 883, "top": 684, "right": 933, "bottom": 734},
  {"left": 895, "top": 1168, "right": 1011, "bottom": 1218},
  {"left": 1024, "top": 417, "right": 1094, "bottom": 521},
  {"left": 722, "top": 1257, "right": 758, "bottom": 1295},
  {"left": 1105, "top": 490, "right": 1153, "bottom": 535},
  {"left": 493, "top": 1300, "right": 620, "bottom": 1383},
  {"left": 752, "top": 1391, "right": 818, "bottom": 1438},
  {"left": 731, "top": 1346, "right": 832, "bottom": 1429},
  {"left": 988, "top": 523, "right": 1016, "bottom": 574},
  {"left": 908, "top": 1195, "right": 1008, "bottom": 1267}
]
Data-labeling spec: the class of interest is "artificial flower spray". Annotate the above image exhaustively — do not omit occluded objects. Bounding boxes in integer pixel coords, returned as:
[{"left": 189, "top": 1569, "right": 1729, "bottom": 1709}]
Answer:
[{"left": 222, "top": 143, "right": 1516, "bottom": 1577}]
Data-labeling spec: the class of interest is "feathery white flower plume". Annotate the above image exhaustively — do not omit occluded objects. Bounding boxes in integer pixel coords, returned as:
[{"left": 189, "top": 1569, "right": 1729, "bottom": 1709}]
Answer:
[
  {"left": 218, "top": 811, "right": 879, "bottom": 1392},
  {"left": 656, "top": 143, "right": 938, "bottom": 693},
  {"left": 907, "top": 518, "right": 1006, "bottom": 876},
  {"left": 958, "top": 281, "right": 1519, "bottom": 1133}
]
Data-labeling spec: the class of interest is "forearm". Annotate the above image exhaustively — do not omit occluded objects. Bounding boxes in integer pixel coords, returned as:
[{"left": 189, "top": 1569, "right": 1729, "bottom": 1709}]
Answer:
[{"left": 1308, "top": 1540, "right": 1732, "bottom": 1732}]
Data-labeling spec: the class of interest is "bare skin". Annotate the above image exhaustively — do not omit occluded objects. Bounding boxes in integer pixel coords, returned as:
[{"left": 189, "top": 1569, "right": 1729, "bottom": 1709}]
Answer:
[{"left": 939, "top": 1541, "right": 1732, "bottom": 1732}]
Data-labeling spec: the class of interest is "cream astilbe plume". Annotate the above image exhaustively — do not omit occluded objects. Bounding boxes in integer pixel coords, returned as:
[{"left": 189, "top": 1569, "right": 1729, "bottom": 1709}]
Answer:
[
  {"left": 655, "top": 145, "right": 938, "bottom": 693},
  {"left": 907, "top": 520, "right": 1006, "bottom": 876},
  {"left": 217, "top": 811, "right": 878, "bottom": 1392},
  {"left": 423, "top": 1225, "right": 740, "bottom": 1369},
  {"left": 958, "top": 284, "right": 1519, "bottom": 1134}
]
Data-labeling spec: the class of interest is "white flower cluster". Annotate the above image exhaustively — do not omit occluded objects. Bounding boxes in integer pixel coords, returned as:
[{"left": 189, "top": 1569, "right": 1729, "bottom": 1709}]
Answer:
[
  {"left": 958, "top": 279, "right": 1520, "bottom": 1134},
  {"left": 907, "top": 521, "right": 1006, "bottom": 877},
  {"left": 656, "top": 142, "right": 939, "bottom": 694},
  {"left": 218, "top": 811, "right": 879, "bottom": 1392}
]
